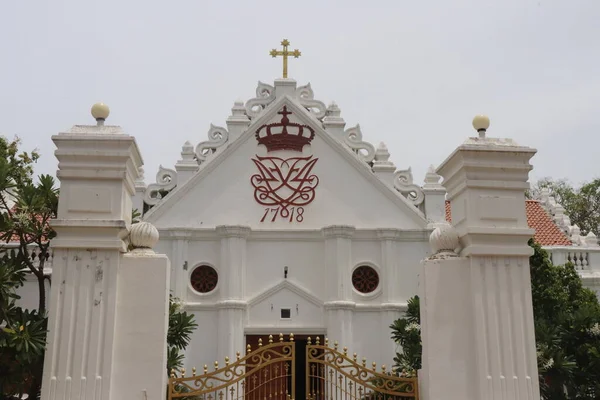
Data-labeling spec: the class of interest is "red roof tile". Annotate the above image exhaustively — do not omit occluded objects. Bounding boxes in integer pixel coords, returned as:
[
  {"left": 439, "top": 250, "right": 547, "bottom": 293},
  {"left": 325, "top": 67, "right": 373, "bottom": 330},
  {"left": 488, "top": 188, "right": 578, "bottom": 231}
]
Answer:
[
  {"left": 445, "top": 200, "right": 571, "bottom": 246},
  {"left": 525, "top": 200, "right": 572, "bottom": 246}
]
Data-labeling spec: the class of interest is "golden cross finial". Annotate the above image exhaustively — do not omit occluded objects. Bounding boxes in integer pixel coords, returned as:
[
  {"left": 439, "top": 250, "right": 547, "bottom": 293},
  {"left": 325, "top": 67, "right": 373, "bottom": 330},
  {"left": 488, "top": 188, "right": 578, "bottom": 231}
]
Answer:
[{"left": 269, "top": 39, "right": 301, "bottom": 79}]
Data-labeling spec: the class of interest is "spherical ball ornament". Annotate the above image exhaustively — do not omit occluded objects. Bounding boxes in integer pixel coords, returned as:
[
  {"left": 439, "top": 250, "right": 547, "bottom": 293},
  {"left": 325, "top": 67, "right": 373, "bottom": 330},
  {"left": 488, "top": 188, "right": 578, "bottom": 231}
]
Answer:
[
  {"left": 429, "top": 222, "right": 460, "bottom": 255},
  {"left": 91, "top": 102, "right": 110, "bottom": 120},
  {"left": 472, "top": 114, "right": 490, "bottom": 132},
  {"left": 129, "top": 222, "right": 159, "bottom": 250}
]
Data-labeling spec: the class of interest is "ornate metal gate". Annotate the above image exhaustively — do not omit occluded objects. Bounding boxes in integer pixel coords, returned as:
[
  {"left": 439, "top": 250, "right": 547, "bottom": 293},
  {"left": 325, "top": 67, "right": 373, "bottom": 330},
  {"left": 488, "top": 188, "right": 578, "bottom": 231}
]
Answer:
[
  {"left": 168, "top": 334, "right": 295, "bottom": 400},
  {"left": 168, "top": 334, "right": 418, "bottom": 400},
  {"left": 306, "top": 337, "right": 418, "bottom": 400}
]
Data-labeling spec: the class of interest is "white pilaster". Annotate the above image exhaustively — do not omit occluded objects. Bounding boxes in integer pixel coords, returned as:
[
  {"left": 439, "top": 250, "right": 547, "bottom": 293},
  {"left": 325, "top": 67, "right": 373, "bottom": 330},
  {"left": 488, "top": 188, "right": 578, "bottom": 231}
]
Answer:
[
  {"left": 215, "top": 225, "right": 251, "bottom": 360},
  {"left": 42, "top": 121, "right": 144, "bottom": 400},
  {"left": 322, "top": 225, "right": 355, "bottom": 301},
  {"left": 322, "top": 225, "right": 355, "bottom": 346},
  {"left": 171, "top": 238, "right": 190, "bottom": 300},
  {"left": 324, "top": 303, "right": 354, "bottom": 351},
  {"left": 377, "top": 229, "right": 401, "bottom": 302},
  {"left": 377, "top": 229, "right": 413, "bottom": 371}
]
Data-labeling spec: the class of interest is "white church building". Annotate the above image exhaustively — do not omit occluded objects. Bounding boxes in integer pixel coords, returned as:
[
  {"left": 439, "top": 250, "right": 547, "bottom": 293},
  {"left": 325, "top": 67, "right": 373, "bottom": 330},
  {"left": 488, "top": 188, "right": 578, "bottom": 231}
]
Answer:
[
  {"left": 13, "top": 57, "right": 600, "bottom": 379},
  {"left": 134, "top": 72, "right": 600, "bottom": 371},
  {"left": 138, "top": 76, "right": 435, "bottom": 370}
]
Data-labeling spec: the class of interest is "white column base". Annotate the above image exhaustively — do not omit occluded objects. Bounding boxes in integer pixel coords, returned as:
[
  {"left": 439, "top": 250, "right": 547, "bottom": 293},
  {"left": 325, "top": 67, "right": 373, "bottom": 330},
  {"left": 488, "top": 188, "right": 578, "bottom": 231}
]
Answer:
[
  {"left": 41, "top": 249, "right": 120, "bottom": 400},
  {"left": 325, "top": 305, "right": 353, "bottom": 346},
  {"left": 217, "top": 306, "right": 245, "bottom": 360}
]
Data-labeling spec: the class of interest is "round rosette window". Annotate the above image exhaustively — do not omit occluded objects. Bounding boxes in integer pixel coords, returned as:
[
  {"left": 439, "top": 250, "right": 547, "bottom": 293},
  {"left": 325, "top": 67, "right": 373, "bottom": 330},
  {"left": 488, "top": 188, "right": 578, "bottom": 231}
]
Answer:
[
  {"left": 190, "top": 265, "right": 219, "bottom": 294},
  {"left": 351, "top": 265, "right": 380, "bottom": 294}
]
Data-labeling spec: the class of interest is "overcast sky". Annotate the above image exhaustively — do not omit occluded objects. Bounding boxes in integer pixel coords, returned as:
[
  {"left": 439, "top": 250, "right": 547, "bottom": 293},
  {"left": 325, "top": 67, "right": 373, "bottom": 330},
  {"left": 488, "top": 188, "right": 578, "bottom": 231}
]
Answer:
[{"left": 1, "top": 0, "right": 598, "bottom": 188}]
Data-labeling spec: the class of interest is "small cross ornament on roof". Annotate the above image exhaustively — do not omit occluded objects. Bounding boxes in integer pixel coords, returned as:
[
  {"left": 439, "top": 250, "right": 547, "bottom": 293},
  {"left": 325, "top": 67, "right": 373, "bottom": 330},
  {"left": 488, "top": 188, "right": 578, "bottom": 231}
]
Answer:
[{"left": 270, "top": 39, "right": 301, "bottom": 79}]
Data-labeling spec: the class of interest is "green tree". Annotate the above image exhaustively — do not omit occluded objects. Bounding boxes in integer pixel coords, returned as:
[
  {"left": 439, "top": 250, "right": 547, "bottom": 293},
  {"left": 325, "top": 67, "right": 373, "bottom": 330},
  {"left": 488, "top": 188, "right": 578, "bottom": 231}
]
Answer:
[
  {"left": 0, "top": 138, "right": 198, "bottom": 399},
  {"left": 529, "top": 240, "right": 600, "bottom": 399},
  {"left": 390, "top": 240, "right": 600, "bottom": 399},
  {"left": 530, "top": 177, "right": 600, "bottom": 236},
  {"left": 0, "top": 136, "right": 58, "bottom": 399}
]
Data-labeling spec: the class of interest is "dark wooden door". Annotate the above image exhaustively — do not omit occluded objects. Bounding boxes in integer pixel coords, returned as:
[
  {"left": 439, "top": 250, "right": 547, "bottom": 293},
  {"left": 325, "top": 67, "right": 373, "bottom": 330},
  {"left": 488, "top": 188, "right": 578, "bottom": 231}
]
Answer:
[{"left": 245, "top": 334, "right": 324, "bottom": 400}]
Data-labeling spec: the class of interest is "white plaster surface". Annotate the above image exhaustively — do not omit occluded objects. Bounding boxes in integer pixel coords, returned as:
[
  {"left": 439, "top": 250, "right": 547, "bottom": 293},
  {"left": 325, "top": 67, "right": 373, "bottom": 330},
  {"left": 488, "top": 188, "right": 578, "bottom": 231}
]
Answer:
[
  {"left": 111, "top": 253, "right": 170, "bottom": 400},
  {"left": 419, "top": 258, "right": 475, "bottom": 400}
]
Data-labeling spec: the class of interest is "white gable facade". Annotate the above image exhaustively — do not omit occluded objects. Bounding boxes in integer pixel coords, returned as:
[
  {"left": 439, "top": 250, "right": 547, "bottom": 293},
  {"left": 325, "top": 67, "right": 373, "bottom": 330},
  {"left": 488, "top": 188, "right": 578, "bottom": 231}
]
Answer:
[{"left": 138, "top": 78, "right": 440, "bottom": 371}]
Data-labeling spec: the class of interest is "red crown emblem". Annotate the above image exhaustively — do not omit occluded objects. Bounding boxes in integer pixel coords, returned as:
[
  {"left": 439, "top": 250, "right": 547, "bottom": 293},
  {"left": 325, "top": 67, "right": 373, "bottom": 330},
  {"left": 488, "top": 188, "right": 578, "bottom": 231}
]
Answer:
[{"left": 255, "top": 106, "right": 315, "bottom": 152}]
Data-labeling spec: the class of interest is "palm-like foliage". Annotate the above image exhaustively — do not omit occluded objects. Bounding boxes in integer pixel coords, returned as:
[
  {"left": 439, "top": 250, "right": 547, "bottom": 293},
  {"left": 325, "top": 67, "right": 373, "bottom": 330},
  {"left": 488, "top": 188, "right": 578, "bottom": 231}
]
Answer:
[
  {"left": 167, "top": 295, "right": 198, "bottom": 373},
  {"left": 390, "top": 296, "right": 421, "bottom": 373},
  {"left": 166, "top": 296, "right": 198, "bottom": 400}
]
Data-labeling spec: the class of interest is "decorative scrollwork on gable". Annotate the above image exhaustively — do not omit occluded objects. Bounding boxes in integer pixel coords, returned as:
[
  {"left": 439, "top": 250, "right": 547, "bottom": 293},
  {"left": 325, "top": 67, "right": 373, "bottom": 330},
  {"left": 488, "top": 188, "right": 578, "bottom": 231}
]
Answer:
[
  {"left": 245, "top": 81, "right": 276, "bottom": 119},
  {"left": 144, "top": 165, "right": 178, "bottom": 206},
  {"left": 195, "top": 124, "right": 229, "bottom": 164},
  {"left": 394, "top": 168, "right": 424, "bottom": 206},
  {"left": 295, "top": 83, "right": 327, "bottom": 119},
  {"left": 344, "top": 125, "right": 376, "bottom": 163}
]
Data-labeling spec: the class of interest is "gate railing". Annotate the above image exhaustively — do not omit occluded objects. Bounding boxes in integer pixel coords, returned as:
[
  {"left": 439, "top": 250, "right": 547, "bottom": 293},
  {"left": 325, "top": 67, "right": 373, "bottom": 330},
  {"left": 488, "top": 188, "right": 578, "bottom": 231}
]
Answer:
[
  {"left": 168, "top": 334, "right": 296, "bottom": 400},
  {"left": 306, "top": 337, "right": 419, "bottom": 400},
  {"left": 168, "top": 334, "right": 418, "bottom": 400}
]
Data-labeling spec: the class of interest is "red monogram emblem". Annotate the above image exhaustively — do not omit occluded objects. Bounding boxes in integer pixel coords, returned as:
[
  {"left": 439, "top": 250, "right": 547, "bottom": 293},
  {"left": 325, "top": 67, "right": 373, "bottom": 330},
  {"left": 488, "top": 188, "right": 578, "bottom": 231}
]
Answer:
[{"left": 251, "top": 106, "right": 319, "bottom": 223}]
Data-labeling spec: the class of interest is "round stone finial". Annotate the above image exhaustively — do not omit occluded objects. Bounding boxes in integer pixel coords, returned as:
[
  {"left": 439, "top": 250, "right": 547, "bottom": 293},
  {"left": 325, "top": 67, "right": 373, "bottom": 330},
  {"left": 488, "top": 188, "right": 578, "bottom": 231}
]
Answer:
[
  {"left": 91, "top": 102, "right": 110, "bottom": 122},
  {"left": 429, "top": 222, "right": 460, "bottom": 257},
  {"left": 472, "top": 115, "right": 490, "bottom": 137},
  {"left": 129, "top": 222, "right": 159, "bottom": 252}
]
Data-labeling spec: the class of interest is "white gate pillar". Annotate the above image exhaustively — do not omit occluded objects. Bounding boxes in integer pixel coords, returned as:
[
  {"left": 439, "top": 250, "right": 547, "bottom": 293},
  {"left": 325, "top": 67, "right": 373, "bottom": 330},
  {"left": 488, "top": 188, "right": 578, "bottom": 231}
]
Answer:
[
  {"left": 42, "top": 104, "right": 170, "bottom": 400},
  {"left": 419, "top": 116, "right": 540, "bottom": 400}
]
